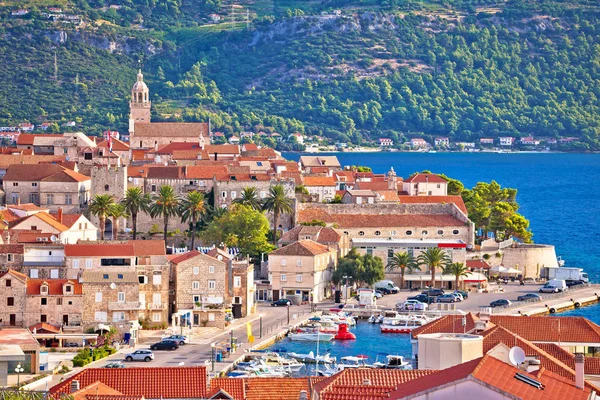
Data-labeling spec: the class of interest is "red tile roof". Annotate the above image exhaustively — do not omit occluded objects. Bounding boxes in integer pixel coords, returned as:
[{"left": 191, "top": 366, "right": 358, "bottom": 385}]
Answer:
[
  {"left": 29, "top": 322, "right": 61, "bottom": 333},
  {"left": 155, "top": 142, "right": 201, "bottom": 154},
  {"left": 314, "top": 368, "right": 435, "bottom": 400},
  {"left": 205, "top": 144, "right": 241, "bottom": 155},
  {"left": 398, "top": 195, "right": 468, "bottom": 215},
  {"left": 279, "top": 226, "right": 342, "bottom": 245},
  {"left": 404, "top": 173, "right": 447, "bottom": 184},
  {"left": 466, "top": 259, "right": 492, "bottom": 270},
  {"left": 49, "top": 213, "right": 83, "bottom": 229},
  {"left": 389, "top": 355, "right": 591, "bottom": 399},
  {"left": 354, "top": 181, "right": 390, "bottom": 191},
  {"left": 65, "top": 243, "right": 134, "bottom": 257},
  {"left": 4, "top": 164, "right": 67, "bottom": 181},
  {"left": 411, "top": 314, "right": 476, "bottom": 339},
  {"left": 130, "top": 240, "right": 166, "bottom": 256},
  {"left": 269, "top": 240, "right": 332, "bottom": 257},
  {"left": 298, "top": 208, "right": 465, "bottom": 228},
  {"left": 0, "top": 269, "right": 28, "bottom": 282},
  {"left": 209, "top": 377, "right": 317, "bottom": 400},
  {"left": 17, "top": 134, "right": 63, "bottom": 146},
  {"left": 27, "top": 279, "right": 83, "bottom": 295},
  {"left": 303, "top": 176, "right": 336, "bottom": 187},
  {"left": 490, "top": 315, "right": 600, "bottom": 344},
  {"left": 0, "top": 244, "right": 24, "bottom": 254},
  {"left": 0, "top": 154, "right": 66, "bottom": 169},
  {"left": 19, "top": 212, "right": 69, "bottom": 232},
  {"left": 170, "top": 250, "right": 202, "bottom": 264},
  {"left": 50, "top": 367, "right": 207, "bottom": 398}
]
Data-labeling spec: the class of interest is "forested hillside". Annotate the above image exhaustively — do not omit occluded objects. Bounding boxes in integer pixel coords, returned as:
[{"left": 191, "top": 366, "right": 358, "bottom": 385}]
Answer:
[{"left": 1, "top": 0, "right": 600, "bottom": 149}]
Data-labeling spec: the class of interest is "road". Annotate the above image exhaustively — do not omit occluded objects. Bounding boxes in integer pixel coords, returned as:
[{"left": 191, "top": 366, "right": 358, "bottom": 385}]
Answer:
[{"left": 100, "top": 302, "right": 313, "bottom": 368}]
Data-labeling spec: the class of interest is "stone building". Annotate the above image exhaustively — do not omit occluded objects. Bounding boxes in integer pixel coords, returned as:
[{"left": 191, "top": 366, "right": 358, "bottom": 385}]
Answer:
[
  {"left": 127, "top": 70, "right": 211, "bottom": 151},
  {"left": 298, "top": 156, "right": 342, "bottom": 174},
  {"left": 0, "top": 270, "right": 28, "bottom": 326},
  {"left": 0, "top": 244, "right": 24, "bottom": 269},
  {"left": 279, "top": 225, "right": 350, "bottom": 258},
  {"left": 268, "top": 240, "right": 337, "bottom": 303},
  {"left": 402, "top": 173, "right": 448, "bottom": 196},
  {"left": 11, "top": 209, "right": 97, "bottom": 244},
  {"left": 24, "top": 279, "right": 83, "bottom": 328},
  {"left": 302, "top": 176, "right": 336, "bottom": 202},
  {"left": 136, "top": 264, "right": 170, "bottom": 328},
  {"left": 81, "top": 270, "right": 140, "bottom": 331},
  {"left": 3, "top": 164, "right": 91, "bottom": 212},
  {"left": 170, "top": 251, "right": 227, "bottom": 329},
  {"left": 89, "top": 166, "right": 127, "bottom": 236}
]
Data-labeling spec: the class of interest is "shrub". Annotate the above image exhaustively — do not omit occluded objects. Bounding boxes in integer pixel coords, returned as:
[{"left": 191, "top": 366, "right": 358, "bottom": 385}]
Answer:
[
  {"left": 495, "top": 251, "right": 502, "bottom": 258},
  {"left": 483, "top": 253, "right": 491, "bottom": 260}
]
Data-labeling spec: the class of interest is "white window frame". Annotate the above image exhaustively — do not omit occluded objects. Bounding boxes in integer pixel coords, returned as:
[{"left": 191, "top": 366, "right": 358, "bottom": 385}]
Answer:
[
  {"left": 117, "top": 292, "right": 125, "bottom": 303},
  {"left": 50, "top": 269, "right": 59, "bottom": 279},
  {"left": 193, "top": 266, "right": 199, "bottom": 275},
  {"left": 280, "top": 274, "right": 287, "bottom": 282},
  {"left": 85, "top": 259, "right": 92, "bottom": 269},
  {"left": 296, "top": 274, "right": 303, "bottom": 283},
  {"left": 208, "top": 280, "right": 216, "bottom": 290},
  {"left": 208, "top": 313, "right": 215, "bottom": 321},
  {"left": 30, "top": 269, "right": 38, "bottom": 278},
  {"left": 73, "top": 259, "right": 80, "bottom": 269},
  {"left": 296, "top": 259, "right": 302, "bottom": 267},
  {"left": 152, "top": 312, "right": 161, "bottom": 322},
  {"left": 152, "top": 293, "right": 161, "bottom": 305},
  {"left": 209, "top": 265, "right": 215, "bottom": 274},
  {"left": 234, "top": 276, "right": 241, "bottom": 288},
  {"left": 95, "top": 292, "right": 102, "bottom": 302},
  {"left": 192, "top": 281, "right": 200, "bottom": 290},
  {"left": 231, "top": 191, "right": 237, "bottom": 199},
  {"left": 152, "top": 274, "right": 162, "bottom": 285},
  {"left": 112, "top": 312, "right": 125, "bottom": 322},
  {"left": 94, "top": 311, "right": 107, "bottom": 322}
]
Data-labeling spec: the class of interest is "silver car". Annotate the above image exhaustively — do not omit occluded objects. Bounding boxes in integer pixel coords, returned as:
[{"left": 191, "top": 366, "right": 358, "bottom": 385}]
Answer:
[{"left": 125, "top": 349, "right": 154, "bottom": 362}]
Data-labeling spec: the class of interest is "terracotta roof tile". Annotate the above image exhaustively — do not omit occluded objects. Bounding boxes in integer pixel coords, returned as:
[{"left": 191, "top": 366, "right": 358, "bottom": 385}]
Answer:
[
  {"left": 279, "top": 226, "right": 342, "bottom": 245},
  {"left": 269, "top": 240, "right": 332, "bottom": 257},
  {"left": 130, "top": 240, "right": 166, "bottom": 256},
  {"left": 170, "top": 250, "right": 202, "bottom": 264},
  {"left": 4, "top": 164, "right": 67, "bottom": 181},
  {"left": 17, "top": 134, "right": 63, "bottom": 146},
  {"left": 204, "top": 144, "right": 241, "bottom": 155},
  {"left": 50, "top": 367, "right": 207, "bottom": 398},
  {"left": 27, "top": 279, "right": 82, "bottom": 295},
  {"left": 21, "top": 212, "right": 69, "bottom": 232},
  {"left": 8, "top": 203, "right": 49, "bottom": 212},
  {"left": 404, "top": 173, "right": 447, "bottom": 184},
  {"left": 243, "top": 148, "right": 279, "bottom": 158},
  {"left": 354, "top": 181, "right": 390, "bottom": 191},
  {"left": 390, "top": 355, "right": 591, "bottom": 399},
  {"left": 299, "top": 156, "right": 341, "bottom": 168},
  {"left": 373, "top": 190, "right": 399, "bottom": 202},
  {"left": 302, "top": 176, "right": 336, "bottom": 187},
  {"left": 0, "top": 269, "right": 28, "bottom": 282},
  {"left": 490, "top": 315, "right": 600, "bottom": 343},
  {"left": 133, "top": 122, "right": 209, "bottom": 138},
  {"left": 398, "top": 195, "right": 468, "bottom": 215},
  {"left": 466, "top": 259, "right": 492, "bottom": 269},
  {"left": 155, "top": 142, "right": 202, "bottom": 154},
  {"left": 411, "top": 314, "right": 476, "bottom": 339},
  {"left": 29, "top": 322, "right": 61, "bottom": 333},
  {"left": 0, "top": 244, "right": 24, "bottom": 254},
  {"left": 49, "top": 213, "right": 83, "bottom": 229},
  {"left": 298, "top": 208, "right": 465, "bottom": 228},
  {"left": 81, "top": 271, "right": 138, "bottom": 283},
  {"left": 0, "top": 154, "right": 66, "bottom": 169},
  {"left": 65, "top": 243, "right": 134, "bottom": 257}
]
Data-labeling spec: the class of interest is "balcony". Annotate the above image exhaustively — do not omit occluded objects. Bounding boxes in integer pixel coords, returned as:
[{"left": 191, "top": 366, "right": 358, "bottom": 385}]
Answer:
[
  {"left": 147, "top": 303, "right": 167, "bottom": 310},
  {"left": 193, "top": 303, "right": 224, "bottom": 311},
  {"left": 108, "top": 301, "right": 141, "bottom": 311}
]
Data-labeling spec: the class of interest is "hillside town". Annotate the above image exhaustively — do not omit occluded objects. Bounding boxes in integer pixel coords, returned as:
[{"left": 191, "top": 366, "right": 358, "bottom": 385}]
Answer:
[{"left": 0, "top": 71, "right": 597, "bottom": 400}]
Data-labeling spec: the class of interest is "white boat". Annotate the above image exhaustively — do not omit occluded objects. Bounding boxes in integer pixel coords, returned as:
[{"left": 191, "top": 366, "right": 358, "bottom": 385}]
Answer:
[
  {"left": 289, "top": 332, "right": 335, "bottom": 342},
  {"left": 337, "top": 356, "right": 374, "bottom": 369},
  {"left": 288, "top": 351, "right": 336, "bottom": 364},
  {"left": 368, "top": 314, "right": 384, "bottom": 324},
  {"left": 380, "top": 318, "right": 427, "bottom": 333},
  {"left": 260, "top": 355, "right": 305, "bottom": 372},
  {"left": 373, "top": 355, "right": 412, "bottom": 370}
]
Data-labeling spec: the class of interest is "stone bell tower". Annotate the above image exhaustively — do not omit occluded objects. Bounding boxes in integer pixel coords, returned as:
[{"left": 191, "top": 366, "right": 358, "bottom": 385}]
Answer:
[
  {"left": 387, "top": 167, "right": 397, "bottom": 191},
  {"left": 129, "top": 70, "right": 151, "bottom": 125}
]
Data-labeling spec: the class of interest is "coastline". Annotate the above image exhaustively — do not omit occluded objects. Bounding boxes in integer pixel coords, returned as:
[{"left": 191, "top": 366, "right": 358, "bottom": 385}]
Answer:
[{"left": 287, "top": 148, "right": 573, "bottom": 155}]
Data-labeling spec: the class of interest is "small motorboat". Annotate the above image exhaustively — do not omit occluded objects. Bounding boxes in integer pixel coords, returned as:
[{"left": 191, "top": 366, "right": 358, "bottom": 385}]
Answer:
[
  {"left": 337, "top": 355, "right": 373, "bottom": 370},
  {"left": 334, "top": 323, "right": 356, "bottom": 340},
  {"left": 368, "top": 314, "right": 384, "bottom": 324},
  {"left": 289, "top": 332, "right": 335, "bottom": 342},
  {"left": 260, "top": 354, "right": 305, "bottom": 372},
  {"left": 380, "top": 318, "right": 427, "bottom": 333},
  {"left": 288, "top": 351, "right": 336, "bottom": 364},
  {"left": 373, "top": 355, "right": 412, "bottom": 370}
]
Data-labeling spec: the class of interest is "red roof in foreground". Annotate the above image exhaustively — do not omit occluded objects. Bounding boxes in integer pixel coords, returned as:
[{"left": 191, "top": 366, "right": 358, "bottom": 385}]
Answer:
[
  {"left": 397, "top": 195, "right": 468, "bottom": 215},
  {"left": 50, "top": 367, "right": 207, "bottom": 398},
  {"left": 210, "top": 377, "right": 320, "bottom": 400},
  {"left": 389, "top": 355, "right": 591, "bottom": 400},
  {"left": 404, "top": 173, "right": 448, "bottom": 184}
]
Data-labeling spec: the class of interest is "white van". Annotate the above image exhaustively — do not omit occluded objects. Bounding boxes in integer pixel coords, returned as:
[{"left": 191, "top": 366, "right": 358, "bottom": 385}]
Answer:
[
  {"left": 539, "top": 279, "right": 567, "bottom": 293},
  {"left": 374, "top": 280, "right": 400, "bottom": 294}
]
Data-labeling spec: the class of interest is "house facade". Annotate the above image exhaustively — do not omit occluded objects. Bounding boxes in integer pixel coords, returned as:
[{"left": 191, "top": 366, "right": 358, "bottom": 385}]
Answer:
[
  {"left": 402, "top": 173, "right": 448, "bottom": 196},
  {"left": 25, "top": 279, "right": 83, "bottom": 328}
]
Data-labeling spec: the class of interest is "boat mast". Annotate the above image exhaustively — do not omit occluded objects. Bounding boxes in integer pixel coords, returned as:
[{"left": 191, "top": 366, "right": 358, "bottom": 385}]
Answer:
[{"left": 316, "top": 329, "right": 320, "bottom": 375}]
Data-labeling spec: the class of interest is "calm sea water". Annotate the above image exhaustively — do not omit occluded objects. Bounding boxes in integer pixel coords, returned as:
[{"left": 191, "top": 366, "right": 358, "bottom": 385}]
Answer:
[{"left": 276, "top": 152, "right": 600, "bottom": 356}]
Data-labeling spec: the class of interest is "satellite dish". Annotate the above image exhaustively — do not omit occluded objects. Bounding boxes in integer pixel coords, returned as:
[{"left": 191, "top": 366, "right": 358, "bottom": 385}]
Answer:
[
  {"left": 50, "top": 235, "right": 57, "bottom": 242},
  {"left": 217, "top": 255, "right": 223, "bottom": 261},
  {"left": 110, "top": 282, "right": 116, "bottom": 290},
  {"left": 128, "top": 177, "right": 133, "bottom": 182},
  {"left": 178, "top": 362, "right": 185, "bottom": 367},
  {"left": 509, "top": 346, "right": 526, "bottom": 366}
]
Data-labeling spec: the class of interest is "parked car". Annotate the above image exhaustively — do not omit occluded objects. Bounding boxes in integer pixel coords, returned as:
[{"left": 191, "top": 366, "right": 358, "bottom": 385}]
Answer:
[
  {"left": 125, "top": 350, "right": 154, "bottom": 362},
  {"left": 165, "top": 335, "right": 189, "bottom": 345},
  {"left": 373, "top": 291, "right": 383, "bottom": 299},
  {"left": 104, "top": 362, "right": 125, "bottom": 368},
  {"left": 398, "top": 300, "right": 428, "bottom": 311},
  {"left": 517, "top": 293, "right": 542, "bottom": 301},
  {"left": 436, "top": 294, "right": 457, "bottom": 303},
  {"left": 271, "top": 299, "right": 292, "bottom": 307},
  {"left": 374, "top": 280, "right": 400, "bottom": 294},
  {"left": 64, "top": 342, "right": 79, "bottom": 348},
  {"left": 566, "top": 279, "right": 585, "bottom": 288},
  {"left": 451, "top": 293, "right": 463, "bottom": 302},
  {"left": 422, "top": 289, "right": 445, "bottom": 297},
  {"left": 150, "top": 340, "right": 179, "bottom": 351},
  {"left": 407, "top": 294, "right": 434, "bottom": 304},
  {"left": 490, "top": 299, "right": 511, "bottom": 308},
  {"left": 454, "top": 290, "right": 469, "bottom": 299}
]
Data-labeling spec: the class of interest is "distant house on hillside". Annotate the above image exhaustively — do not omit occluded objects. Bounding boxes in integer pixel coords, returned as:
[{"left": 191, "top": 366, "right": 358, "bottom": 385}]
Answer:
[
  {"left": 480, "top": 138, "right": 494, "bottom": 145},
  {"left": 410, "top": 138, "right": 428, "bottom": 149},
  {"left": 520, "top": 137, "right": 540, "bottom": 146},
  {"left": 379, "top": 138, "right": 393, "bottom": 147},
  {"left": 499, "top": 137, "right": 514, "bottom": 146},
  {"left": 11, "top": 9, "right": 29, "bottom": 16},
  {"left": 434, "top": 137, "right": 449, "bottom": 147}
]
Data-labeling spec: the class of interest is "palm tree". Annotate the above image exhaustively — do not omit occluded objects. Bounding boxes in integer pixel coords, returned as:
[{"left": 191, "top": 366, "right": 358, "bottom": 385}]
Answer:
[
  {"left": 262, "top": 185, "right": 294, "bottom": 245},
  {"left": 89, "top": 194, "right": 116, "bottom": 240},
  {"left": 108, "top": 204, "right": 129, "bottom": 241},
  {"left": 416, "top": 248, "right": 451, "bottom": 288},
  {"left": 120, "top": 187, "right": 150, "bottom": 240},
  {"left": 386, "top": 252, "right": 419, "bottom": 290},
  {"left": 149, "top": 185, "right": 180, "bottom": 244},
  {"left": 180, "top": 191, "right": 205, "bottom": 250},
  {"left": 233, "top": 187, "right": 263, "bottom": 210},
  {"left": 444, "top": 262, "right": 470, "bottom": 290}
]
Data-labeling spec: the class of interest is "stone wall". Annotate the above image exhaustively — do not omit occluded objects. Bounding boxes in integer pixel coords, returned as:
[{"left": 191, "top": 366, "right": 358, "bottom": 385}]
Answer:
[
  {"left": 0, "top": 274, "right": 26, "bottom": 327},
  {"left": 137, "top": 264, "right": 170, "bottom": 327},
  {"left": 81, "top": 282, "right": 139, "bottom": 329},
  {"left": 24, "top": 294, "right": 83, "bottom": 328},
  {"left": 90, "top": 166, "right": 127, "bottom": 231},
  {"left": 500, "top": 244, "right": 559, "bottom": 278}
]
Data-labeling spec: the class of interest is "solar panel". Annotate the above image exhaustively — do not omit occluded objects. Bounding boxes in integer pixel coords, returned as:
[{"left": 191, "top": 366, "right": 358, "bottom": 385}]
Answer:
[{"left": 514, "top": 373, "right": 544, "bottom": 390}]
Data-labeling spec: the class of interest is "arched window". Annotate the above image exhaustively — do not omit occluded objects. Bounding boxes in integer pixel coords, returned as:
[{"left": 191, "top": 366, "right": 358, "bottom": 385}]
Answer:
[
  {"left": 105, "top": 185, "right": 110, "bottom": 191},
  {"left": 437, "top": 230, "right": 444, "bottom": 235},
  {"left": 358, "top": 231, "right": 365, "bottom": 236},
  {"left": 453, "top": 229, "right": 460, "bottom": 235},
  {"left": 422, "top": 230, "right": 428, "bottom": 235},
  {"left": 406, "top": 230, "right": 412, "bottom": 236},
  {"left": 374, "top": 231, "right": 381, "bottom": 236},
  {"left": 137, "top": 93, "right": 142, "bottom": 103},
  {"left": 343, "top": 231, "right": 349, "bottom": 235}
]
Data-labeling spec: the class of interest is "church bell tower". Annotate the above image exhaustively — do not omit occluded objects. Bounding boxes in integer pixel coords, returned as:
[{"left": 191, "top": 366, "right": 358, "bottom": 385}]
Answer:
[{"left": 129, "top": 70, "right": 151, "bottom": 124}]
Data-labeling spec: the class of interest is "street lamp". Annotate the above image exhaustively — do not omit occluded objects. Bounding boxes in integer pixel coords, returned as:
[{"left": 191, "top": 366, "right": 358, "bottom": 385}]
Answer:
[
  {"left": 15, "top": 363, "right": 24, "bottom": 388},
  {"left": 259, "top": 314, "right": 264, "bottom": 339},
  {"left": 211, "top": 343, "right": 216, "bottom": 372}
]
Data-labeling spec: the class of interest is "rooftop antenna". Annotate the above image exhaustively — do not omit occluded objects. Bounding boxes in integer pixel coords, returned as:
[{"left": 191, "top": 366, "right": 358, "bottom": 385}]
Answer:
[{"left": 509, "top": 346, "right": 526, "bottom": 368}]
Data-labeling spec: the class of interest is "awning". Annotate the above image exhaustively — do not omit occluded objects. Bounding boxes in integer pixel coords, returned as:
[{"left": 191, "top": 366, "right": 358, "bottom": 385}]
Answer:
[{"left": 463, "top": 272, "right": 488, "bottom": 283}]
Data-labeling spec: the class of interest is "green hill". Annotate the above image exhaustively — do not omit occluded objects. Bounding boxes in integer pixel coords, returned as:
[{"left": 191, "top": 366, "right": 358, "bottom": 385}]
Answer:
[{"left": 1, "top": 0, "right": 600, "bottom": 149}]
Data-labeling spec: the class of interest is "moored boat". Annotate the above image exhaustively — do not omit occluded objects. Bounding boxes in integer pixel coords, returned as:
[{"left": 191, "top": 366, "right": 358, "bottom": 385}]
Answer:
[
  {"left": 289, "top": 332, "right": 335, "bottom": 342},
  {"left": 288, "top": 351, "right": 336, "bottom": 364},
  {"left": 380, "top": 318, "right": 427, "bottom": 333},
  {"left": 373, "top": 355, "right": 412, "bottom": 370}
]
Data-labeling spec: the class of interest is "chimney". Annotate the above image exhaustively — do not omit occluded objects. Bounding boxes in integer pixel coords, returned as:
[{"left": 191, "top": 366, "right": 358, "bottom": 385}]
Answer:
[
  {"left": 70, "top": 380, "right": 80, "bottom": 393},
  {"left": 57, "top": 207, "right": 63, "bottom": 224},
  {"left": 299, "top": 391, "right": 308, "bottom": 400},
  {"left": 16, "top": 197, "right": 20, "bottom": 206},
  {"left": 575, "top": 353, "right": 585, "bottom": 389}
]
